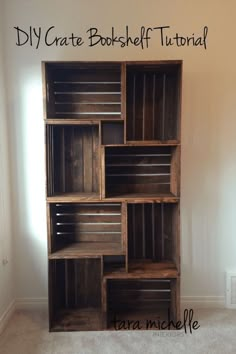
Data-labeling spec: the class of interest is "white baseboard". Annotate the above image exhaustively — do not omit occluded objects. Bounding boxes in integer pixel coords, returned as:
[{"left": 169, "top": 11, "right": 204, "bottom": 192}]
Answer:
[
  {"left": 181, "top": 296, "right": 225, "bottom": 309},
  {"left": 0, "top": 300, "right": 15, "bottom": 335},
  {"left": 14, "top": 296, "right": 225, "bottom": 310},
  {"left": 15, "top": 297, "right": 48, "bottom": 310}
]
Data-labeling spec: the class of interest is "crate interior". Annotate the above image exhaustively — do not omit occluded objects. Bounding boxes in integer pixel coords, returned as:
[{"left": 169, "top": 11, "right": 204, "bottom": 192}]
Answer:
[
  {"left": 128, "top": 203, "right": 178, "bottom": 267},
  {"left": 103, "top": 255, "right": 126, "bottom": 274},
  {"left": 45, "top": 63, "right": 121, "bottom": 119},
  {"left": 107, "top": 278, "right": 176, "bottom": 329},
  {"left": 50, "top": 203, "right": 123, "bottom": 255},
  {"left": 47, "top": 125, "right": 99, "bottom": 197},
  {"left": 126, "top": 64, "right": 181, "bottom": 141},
  {"left": 49, "top": 258, "right": 102, "bottom": 331},
  {"left": 101, "top": 121, "right": 124, "bottom": 145},
  {"left": 105, "top": 146, "right": 174, "bottom": 197}
]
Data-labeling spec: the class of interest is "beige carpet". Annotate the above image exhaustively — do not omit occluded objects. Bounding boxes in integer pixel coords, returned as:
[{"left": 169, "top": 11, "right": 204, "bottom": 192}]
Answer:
[{"left": 0, "top": 308, "right": 236, "bottom": 354}]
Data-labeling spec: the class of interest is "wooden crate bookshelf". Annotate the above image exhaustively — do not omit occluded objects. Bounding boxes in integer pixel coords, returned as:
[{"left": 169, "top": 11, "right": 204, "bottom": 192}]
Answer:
[{"left": 43, "top": 60, "right": 182, "bottom": 331}]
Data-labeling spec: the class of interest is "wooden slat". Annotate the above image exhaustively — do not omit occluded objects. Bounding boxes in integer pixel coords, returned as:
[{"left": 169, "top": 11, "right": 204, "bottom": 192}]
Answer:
[
  {"left": 53, "top": 68, "right": 121, "bottom": 82},
  {"left": 92, "top": 126, "right": 99, "bottom": 192},
  {"left": 109, "top": 291, "right": 171, "bottom": 301},
  {"left": 75, "top": 233, "right": 121, "bottom": 243},
  {"left": 106, "top": 155, "right": 171, "bottom": 165},
  {"left": 56, "top": 223, "right": 121, "bottom": 232},
  {"left": 56, "top": 214, "right": 121, "bottom": 223},
  {"left": 143, "top": 73, "right": 154, "bottom": 140},
  {"left": 172, "top": 202, "right": 180, "bottom": 272},
  {"left": 108, "top": 278, "right": 171, "bottom": 290},
  {"left": 100, "top": 146, "right": 105, "bottom": 198},
  {"left": 54, "top": 203, "right": 121, "bottom": 213},
  {"left": 102, "top": 278, "right": 107, "bottom": 313},
  {"left": 54, "top": 82, "right": 121, "bottom": 93},
  {"left": 47, "top": 193, "right": 101, "bottom": 202},
  {"left": 55, "top": 93, "right": 121, "bottom": 103},
  {"left": 45, "top": 119, "right": 101, "bottom": 125},
  {"left": 164, "top": 72, "right": 179, "bottom": 140},
  {"left": 170, "top": 146, "right": 180, "bottom": 197},
  {"left": 121, "top": 203, "right": 127, "bottom": 256},
  {"left": 106, "top": 165, "right": 170, "bottom": 174},
  {"left": 106, "top": 175, "right": 170, "bottom": 184},
  {"left": 54, "top": 113, "right": 121, "bottom": 119},
  {"left": 55, "top": 103, "right": 121, "bottom": 114},
  {"left": 83, "top": 127, "right": 93, "bottom": 192},
  {"left": 49, "top": 242, "right": 125, "bottom": 258},
  {"left": 106, "top": 183, "right": 171, "bottom": 195},
  {"left": 121, "top": 63, "right": 126, "bottom": 142}
]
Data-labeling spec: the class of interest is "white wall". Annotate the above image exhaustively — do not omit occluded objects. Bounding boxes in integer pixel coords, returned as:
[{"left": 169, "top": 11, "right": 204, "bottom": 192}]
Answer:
[
  {"left": 0, "top": 1, "right": 14, "bottom": 322},
  {"left": 2, "top": 0, "right": 236, "bottom": 304}
]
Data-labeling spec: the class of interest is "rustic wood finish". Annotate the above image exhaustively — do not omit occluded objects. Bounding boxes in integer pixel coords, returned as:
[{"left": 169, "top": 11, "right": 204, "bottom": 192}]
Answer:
[{"left": 43, "top": 61, "right": 182, "bottom": 331}]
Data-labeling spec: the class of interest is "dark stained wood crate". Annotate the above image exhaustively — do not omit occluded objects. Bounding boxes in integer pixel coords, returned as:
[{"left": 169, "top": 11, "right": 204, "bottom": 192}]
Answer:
[
  {"left": 49, "top": 258, "right": 103, "bottom": 331},
  {"left": 46, "top": 124, "right": 99, "bottom": 198},
  {"left": 126, "top": 63, "right": 181, "bottom": 142},
  {"left": 48, "top": 203, "right": 124, "bottom": 258},
  {"left": 128, "top": 203, "right": 179, "bottom": 267},
  {"left": 104, "top": 146, "right": 179, "bottom": 198},
  {"left": 45, "top": 63, "right": 122, "bottom": 120},
  {"left": 106, "top": 278, "right": 179, "bottom": 329}
]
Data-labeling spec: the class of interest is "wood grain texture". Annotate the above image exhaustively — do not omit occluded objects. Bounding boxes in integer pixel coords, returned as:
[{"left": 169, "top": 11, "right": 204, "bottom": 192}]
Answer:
[
  {"left": 45, "top": 62, "right": 122, "bottom": 120},
  {"left": 104, "top": 261, "right": 178, "bottom": 279},
  {"left": 44, "top": 60, "right": 181, "bottom": 331},
  {"left": 47, "top": 125, "right": 100, "bottom": 196},
  {"left": 126, "top": 63, "right": 181, "bottom": 142}
]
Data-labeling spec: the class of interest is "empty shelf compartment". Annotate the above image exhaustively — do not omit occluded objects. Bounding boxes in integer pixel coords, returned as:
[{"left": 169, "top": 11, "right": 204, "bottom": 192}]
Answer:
[
  {"left": 106, "top": 278, "right": 179, "bottom": 329},
  {"left": 49, "top": 258, "right": 103, "bottom": 331},
  {"left": 128, "top": 203, "right": 179, "bottom": 267},
  {"left": 49, "top": 202, "right": 123, "bottom": 256},
  {"left": 105, "top": 146, "right": 179, "bottom": 197},
  {"left": 45, "top": 62, "right": 122, "bottom": 119},
  {"left": 101, "top": 121, "right": 124, "bottom": 145},
  {"left": 126, "top": 63, "right": 181, "bottom": 142},
  {"left": 46, "top": 124, "right": 99, "bottom": 196}
]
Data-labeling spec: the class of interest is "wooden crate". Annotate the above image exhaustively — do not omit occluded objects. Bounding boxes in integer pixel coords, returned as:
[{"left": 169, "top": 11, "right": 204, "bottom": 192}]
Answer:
[
  {"left": 49, "top": 258, "right": 103, "bottom": 331},
  {"left": 48, "top": 202, "right": 124, "bottom": 258},
  {"left": 104, "top": 146, "right": 180, "bottom": 198},
  {"left": 46, "top": 124, "right": 99, "bottom": 198},
  {"left": 126, "top": 63, "right": 181, "bottom": 142},
  {"left": 45, "top": 62, "right": 122, "bottom": 120},
  {"left": 106, "top": 278, "right": 180, "bottom": 329}
]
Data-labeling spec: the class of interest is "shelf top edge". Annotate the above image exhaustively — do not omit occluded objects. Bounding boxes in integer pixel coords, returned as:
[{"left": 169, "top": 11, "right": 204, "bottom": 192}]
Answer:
[
  {"left": 45, "top": 119, "right": 100, "bottom": 125},
  {"left": 46, "top": 196, "right": 179, "bottom": 203},
  {"left": 103, "top": 142, "right": 180, "bottom": 147},
  {"left": 49, "top": 252, "right": 126, "bottom": 259},
  {"left": 104, "top": 269, "right": 179, "bottom": 279},
  {"left": 45, "top": 118, "right": 123, "bottom": 125},
  {"left": 42, "top": 60, "right": 182, "bottom": 65}
]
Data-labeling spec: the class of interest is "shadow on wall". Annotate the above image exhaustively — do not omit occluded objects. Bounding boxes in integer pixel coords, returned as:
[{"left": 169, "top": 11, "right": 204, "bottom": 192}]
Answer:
[{"left": 11, "top": 66, "right": 47, "bottom": 296}]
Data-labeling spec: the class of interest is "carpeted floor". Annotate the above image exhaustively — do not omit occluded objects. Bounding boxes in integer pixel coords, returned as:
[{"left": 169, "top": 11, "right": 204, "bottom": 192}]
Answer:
[{"left": 0, "top": 308, "right": 236, "bottom": 354}]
